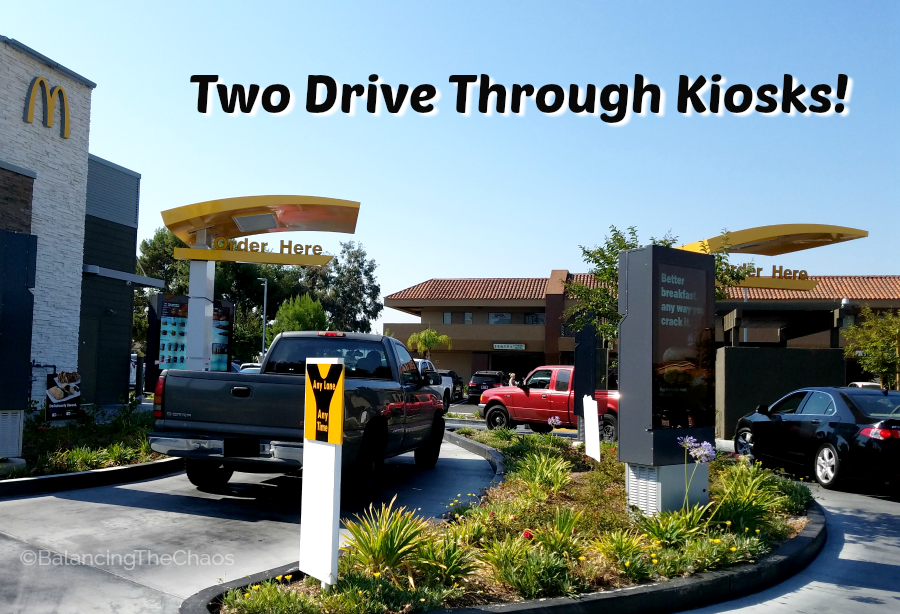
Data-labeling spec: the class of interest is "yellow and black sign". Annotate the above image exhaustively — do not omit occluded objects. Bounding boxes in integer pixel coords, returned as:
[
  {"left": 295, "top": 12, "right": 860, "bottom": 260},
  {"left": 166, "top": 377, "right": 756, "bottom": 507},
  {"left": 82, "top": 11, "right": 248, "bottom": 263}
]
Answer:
[{"left": 304, "top": 362, "right": 345, "bottom": 444}]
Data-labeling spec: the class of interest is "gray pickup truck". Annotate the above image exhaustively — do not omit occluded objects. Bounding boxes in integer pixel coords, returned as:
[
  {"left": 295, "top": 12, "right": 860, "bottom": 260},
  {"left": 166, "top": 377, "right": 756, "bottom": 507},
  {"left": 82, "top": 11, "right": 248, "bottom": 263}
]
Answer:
[{"left": 149, "top": 332, "right": 446, "bottom": 499}]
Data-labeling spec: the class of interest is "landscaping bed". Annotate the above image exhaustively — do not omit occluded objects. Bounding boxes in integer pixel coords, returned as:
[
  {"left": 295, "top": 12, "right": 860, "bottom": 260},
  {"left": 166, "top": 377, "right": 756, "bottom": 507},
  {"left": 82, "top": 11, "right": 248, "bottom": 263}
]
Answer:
[
  {"left": 1, "top": 396, "right": 164, "bottom": 481},
  {"left": 215, "top": 428, "right": 814, "bottom": 614}
]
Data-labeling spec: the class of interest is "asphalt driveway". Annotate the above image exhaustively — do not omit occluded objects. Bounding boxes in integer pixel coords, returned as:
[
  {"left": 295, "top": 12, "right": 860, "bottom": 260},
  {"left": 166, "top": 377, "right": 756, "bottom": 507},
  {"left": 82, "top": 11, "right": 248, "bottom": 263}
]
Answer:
[{"left": 0, "top": 442, "right": 496, "bottom": 614}]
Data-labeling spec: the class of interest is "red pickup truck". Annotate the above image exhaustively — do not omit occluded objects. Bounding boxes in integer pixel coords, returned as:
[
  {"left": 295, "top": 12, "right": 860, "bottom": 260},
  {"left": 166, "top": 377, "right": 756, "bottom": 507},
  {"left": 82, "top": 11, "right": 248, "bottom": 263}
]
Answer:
[{"left": 477, "top": 365, "right": 619, "bottom": 441}]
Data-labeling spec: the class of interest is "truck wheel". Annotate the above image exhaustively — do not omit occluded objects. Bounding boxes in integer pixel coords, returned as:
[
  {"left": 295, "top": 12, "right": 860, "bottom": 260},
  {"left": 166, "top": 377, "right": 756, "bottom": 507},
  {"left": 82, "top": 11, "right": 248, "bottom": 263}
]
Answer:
[
  {"left": 601, "top": 414, "right": 618, "bottom": 443},
  {"left": 185, "top": 460, "right": 233, "bottom": 489},
  {"left": 443, "top": 391, "right": 450, "bottom": 412},
  {"left": 342, "top": 428, "right": 386, "bottom": 506},
  {"left": 529, "top": 423, "right": 553, "bottom": 434},
  {"left": 414, "top": 416, "right": 445, "bottom": 469},
  {"left": 485, "top": 405, "right": 511, "bottom": 430}
]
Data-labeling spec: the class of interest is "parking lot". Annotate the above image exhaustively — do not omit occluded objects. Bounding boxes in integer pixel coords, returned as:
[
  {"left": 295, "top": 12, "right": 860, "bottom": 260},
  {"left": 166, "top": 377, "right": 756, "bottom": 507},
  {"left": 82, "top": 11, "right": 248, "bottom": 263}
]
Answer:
[{"left": 0, "top": 442, "right": 495, "bottom": 614}]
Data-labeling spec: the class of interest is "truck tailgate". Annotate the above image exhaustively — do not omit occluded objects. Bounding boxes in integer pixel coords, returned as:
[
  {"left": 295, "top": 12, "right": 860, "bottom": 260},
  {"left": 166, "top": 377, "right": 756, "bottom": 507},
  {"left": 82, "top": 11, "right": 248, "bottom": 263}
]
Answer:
[{"left": 163, "top": 371, "right": 305, "bottom": 430}]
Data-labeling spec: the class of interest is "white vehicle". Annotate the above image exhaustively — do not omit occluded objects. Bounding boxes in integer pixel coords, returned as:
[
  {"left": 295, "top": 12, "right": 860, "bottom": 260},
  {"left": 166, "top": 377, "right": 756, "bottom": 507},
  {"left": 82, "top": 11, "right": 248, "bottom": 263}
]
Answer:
[
  {"left": 847, "top": 381, "right": 882, "bottom": 390},
  {"left": 414, "top": 358, "right": 453, "bottom": 411}
]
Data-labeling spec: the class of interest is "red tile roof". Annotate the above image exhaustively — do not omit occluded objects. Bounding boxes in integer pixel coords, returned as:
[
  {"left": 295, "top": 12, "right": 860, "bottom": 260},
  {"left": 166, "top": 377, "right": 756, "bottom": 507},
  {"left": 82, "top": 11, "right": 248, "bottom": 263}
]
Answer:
[
  {"left": 385, "top": 278, "right": 549, "bottom": 301},
  {"left": 385, "top": 275, "right": 900, "bottom": 302},
  {"left": 723, "top": 276, "right": 900, "bottom": 301}
]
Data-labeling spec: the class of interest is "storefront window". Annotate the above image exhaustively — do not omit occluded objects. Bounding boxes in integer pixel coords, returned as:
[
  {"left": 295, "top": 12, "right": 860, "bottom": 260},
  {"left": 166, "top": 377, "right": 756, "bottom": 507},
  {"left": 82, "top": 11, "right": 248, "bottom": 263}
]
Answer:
[
  {"left": 489, "top": 312, "right": 512, "bottom": 325},
  {"left": 464, "top": 312, "right": 472, "bottom": 324},
  {"left": 524, "top": 312, "right": 546, "bottom": 325},
  {"left": 443, "top": 312, "right": 452, "bottom": 324}
]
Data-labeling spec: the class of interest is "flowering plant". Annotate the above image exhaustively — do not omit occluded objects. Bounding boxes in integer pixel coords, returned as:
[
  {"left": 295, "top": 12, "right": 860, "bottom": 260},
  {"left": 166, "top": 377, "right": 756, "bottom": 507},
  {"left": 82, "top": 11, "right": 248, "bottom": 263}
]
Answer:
[
  {"left": 548, "top": 416, "right": 562, "bottom": 427},
  {"left": 677, "top": 436, "right": 716, "bottom": 509}
]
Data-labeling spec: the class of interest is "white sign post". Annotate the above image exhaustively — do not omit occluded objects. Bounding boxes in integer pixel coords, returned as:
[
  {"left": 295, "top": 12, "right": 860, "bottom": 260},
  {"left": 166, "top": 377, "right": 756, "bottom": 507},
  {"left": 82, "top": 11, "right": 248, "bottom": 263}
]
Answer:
[
  {"left": 299, "top": 357, "right": 345, "bottom": 587},
  {"left": 582, "top": 395, "right": 601, "bottom": 462}
]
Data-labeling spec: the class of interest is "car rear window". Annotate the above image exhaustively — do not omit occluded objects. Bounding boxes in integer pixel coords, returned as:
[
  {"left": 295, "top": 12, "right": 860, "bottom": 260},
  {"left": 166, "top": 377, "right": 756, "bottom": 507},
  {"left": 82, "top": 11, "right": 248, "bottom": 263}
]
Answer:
[
  {"left": 264, "top": 338, "right": 393, "bottom": 379},
  {"left": 472, "top": 374, "right": 501, "bottom": 384},
  {"left": 842, "top": 390, "right": 900, "bottom": 418}
]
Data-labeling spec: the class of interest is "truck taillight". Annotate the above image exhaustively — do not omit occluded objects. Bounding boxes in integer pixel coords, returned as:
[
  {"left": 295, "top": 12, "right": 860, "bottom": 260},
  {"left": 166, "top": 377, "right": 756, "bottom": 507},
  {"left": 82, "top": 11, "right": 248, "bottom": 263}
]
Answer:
[
  {"left": 153, "top": 374, "right": 165, "bottom": 418},
  {"left": 317, "top": 331, "right": 346, "bottom": 337},
  {"left": 860, "top": 427, "right": 900, "bottom": 440}
]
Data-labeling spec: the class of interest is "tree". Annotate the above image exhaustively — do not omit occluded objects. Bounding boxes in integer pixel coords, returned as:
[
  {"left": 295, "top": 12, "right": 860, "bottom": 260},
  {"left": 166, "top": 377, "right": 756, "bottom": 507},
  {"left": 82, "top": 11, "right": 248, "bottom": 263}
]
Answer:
[
  {"left": 137, "top": 227, "right": 190, "bottom": 293},
  {"left": 232, "top": 305, "right": 265, "bottom": 362},
  {"left": 843, "top": 305, "right": 900, "bottom": 389},
  {"left": 407, "top": 328, "right": 452, "bottom": 359},
  {"left": 564, "top": 226, "right": 751, "bottom": 339},
  {"left": 270, "top": 294, "right": 329, "bottom": 339},
  {"left": 306, "top": 241, "right": 383, "bottom": 333}
]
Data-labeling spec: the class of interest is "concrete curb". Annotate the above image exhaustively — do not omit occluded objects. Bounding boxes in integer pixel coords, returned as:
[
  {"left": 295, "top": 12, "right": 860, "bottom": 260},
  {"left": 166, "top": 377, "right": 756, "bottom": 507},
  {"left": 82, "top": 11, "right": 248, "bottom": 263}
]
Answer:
[
  {"left": 0, "top": 457, "right": 184, "bottom": 498},
  {"left": 443, "top": 429, "right": 505, "bottom": 477},
  {"left": 445, "top": 417, "right": 485, "bottom": 429},
  {"left": 179, "top": 502, "right": 825, "bottom": 614}
]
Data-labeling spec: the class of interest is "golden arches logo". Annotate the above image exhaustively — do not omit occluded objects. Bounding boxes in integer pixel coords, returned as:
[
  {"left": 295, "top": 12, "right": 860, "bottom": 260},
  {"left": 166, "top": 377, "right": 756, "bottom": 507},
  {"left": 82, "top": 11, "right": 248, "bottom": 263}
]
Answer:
[{"left": 24, "top": 77, "right": 70, "bottom": 138}]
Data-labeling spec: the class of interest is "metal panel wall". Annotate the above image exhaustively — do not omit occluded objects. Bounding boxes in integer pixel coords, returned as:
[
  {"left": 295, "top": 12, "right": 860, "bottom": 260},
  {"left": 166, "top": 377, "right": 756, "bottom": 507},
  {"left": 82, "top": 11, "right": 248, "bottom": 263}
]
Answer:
[
  {"left": 0, "top": 229, "right": 37, "bottom": 411},
  {"left": 85, "top": 155, "right": 140, "bottom": 229}
]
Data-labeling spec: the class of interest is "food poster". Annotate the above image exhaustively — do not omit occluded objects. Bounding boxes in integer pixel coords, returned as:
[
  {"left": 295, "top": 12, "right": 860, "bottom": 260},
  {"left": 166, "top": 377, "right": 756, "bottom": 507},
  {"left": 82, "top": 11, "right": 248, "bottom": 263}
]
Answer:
[
  {"left": 46, "top": 372, "right": 82, "bottom": 420},
  {"left": 211, "top": 303, "right": 233, "bottom": 371},
  {"left": 159, "top": 300, "right": 188, "bottom": 370}
]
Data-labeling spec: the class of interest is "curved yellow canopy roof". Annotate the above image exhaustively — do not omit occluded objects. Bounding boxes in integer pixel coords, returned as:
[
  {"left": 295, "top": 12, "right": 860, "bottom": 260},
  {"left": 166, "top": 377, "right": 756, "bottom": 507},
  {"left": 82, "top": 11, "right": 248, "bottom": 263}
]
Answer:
[
  {"left": 679, "top": 224, "right": 868, "bottom": 257},
  {"left": 161, "top": 195, "right": 360, "bottom": 246}
]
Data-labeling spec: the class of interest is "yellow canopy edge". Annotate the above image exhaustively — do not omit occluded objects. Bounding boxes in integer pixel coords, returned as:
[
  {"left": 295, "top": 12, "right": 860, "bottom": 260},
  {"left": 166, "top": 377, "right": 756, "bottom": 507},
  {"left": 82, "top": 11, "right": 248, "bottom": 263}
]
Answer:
[
  {"left": 679, "top": 224, "right": 868, "bottom": 257},
  {"left": 161, "top": 195, "right": 360, "bottom": 246}
]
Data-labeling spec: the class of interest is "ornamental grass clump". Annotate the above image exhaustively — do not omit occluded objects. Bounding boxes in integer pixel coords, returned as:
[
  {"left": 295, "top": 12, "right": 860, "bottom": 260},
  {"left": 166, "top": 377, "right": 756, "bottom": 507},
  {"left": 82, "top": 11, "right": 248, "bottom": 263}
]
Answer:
[
  {"left": 320, "top": 571, "right": 456, "bottom": 614},
  {"left": 416, "top": 534, "right": 479, "bottom": 586},
  {"left": 515, "top": 452, "right": 572, "bottom": 499},
  {"left": 709, "top": 460, "right": 786, "bottom": 532},
  {"left": 534, "top": 508, "right": 583, "bottom": 559},
  {"left": 221, "top": 579, "right": 317, "bottom": 614},
  {"left": 595, "top": 530, "right": 652, "bottom": 580},
  {"left": 341, "top": 495, "right": 426, "bottom": 582},
  {"left": 482, "top": 536, "right": 577, "bottom": 599},
  {"left": 637, "top": 503, "right": 708, "bottom": 548}
]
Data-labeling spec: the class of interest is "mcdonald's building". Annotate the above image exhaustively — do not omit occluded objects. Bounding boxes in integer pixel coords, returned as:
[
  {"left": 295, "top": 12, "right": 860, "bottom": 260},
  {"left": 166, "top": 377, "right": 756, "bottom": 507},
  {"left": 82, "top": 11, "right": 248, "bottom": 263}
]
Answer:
[{"left": 0, "top": 34, "right": 161, "bottom": 431}]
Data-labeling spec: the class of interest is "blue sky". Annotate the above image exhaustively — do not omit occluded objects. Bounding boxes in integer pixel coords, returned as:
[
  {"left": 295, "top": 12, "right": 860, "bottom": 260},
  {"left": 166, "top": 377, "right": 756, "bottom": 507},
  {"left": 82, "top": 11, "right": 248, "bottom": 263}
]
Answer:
[{"left": 5, "top": 1, "right": 898, "bottom": 330}]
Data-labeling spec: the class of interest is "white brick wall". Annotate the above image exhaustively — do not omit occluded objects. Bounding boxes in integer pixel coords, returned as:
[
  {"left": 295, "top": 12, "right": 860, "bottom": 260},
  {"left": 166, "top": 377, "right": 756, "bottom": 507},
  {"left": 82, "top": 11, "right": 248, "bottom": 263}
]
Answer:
[{"left": 0, "top": 42, "right": 93, "bottom": 402}]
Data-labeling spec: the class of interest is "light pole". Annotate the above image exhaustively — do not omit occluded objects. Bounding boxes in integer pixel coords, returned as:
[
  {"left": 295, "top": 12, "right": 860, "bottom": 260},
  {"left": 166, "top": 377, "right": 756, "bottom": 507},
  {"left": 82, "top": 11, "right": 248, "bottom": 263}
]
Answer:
[{"left": 258, "top": 277, "right": 268, "bottom": 359}]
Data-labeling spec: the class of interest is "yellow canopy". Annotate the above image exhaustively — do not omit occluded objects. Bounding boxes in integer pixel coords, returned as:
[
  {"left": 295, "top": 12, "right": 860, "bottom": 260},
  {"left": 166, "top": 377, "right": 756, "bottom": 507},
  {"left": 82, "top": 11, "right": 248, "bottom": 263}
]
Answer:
[
  {"left": 161, "top": 195, "right": 360, "bottom": 246},
  {"left": 679, "top": 224, "right": 868, "bottom": 257}
]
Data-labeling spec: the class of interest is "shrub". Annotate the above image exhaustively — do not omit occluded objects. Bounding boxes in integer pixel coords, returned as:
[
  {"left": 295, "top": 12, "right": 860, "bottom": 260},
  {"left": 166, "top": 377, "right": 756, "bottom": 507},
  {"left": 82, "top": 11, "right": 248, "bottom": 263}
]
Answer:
[
  {"left": 455, "top": 427, "right": 476, "bottom": 436},
  {"left": 106, "top": 442, "right": 137, "bottom": 466},
  {"left": 595, "top": 530, "right": 651, "bottom": 580},
  {"left": 535, "top": 508, "right": 583, "bottom": 559},
  {"left": 648, "top": 547, "right": 692, "bottom": 578},
  {"left": 770, "top": 475, "right": 814, "bottom": 515},
  {"left": 637, "top": 503, "right": 707, "bottom": 548},
  {"left": 221, "top": 579, "right": 317, "bottom": 614},
  {"left": 491, "top": 427, "right": 517, "bottom": 442},
  {"left": 481, "top": 537, "right": 576, "bottom": 598},
  {"left": 515, "top": 452, "right": 572, "bottom": 498},
  {"left": 320, "top": 572, "right": 457, "bottom": 614},
  {"left": 342, "top": 495, "right": 426, "bottom": 579},
  {"left": 709, "top": 460, "right": 786, "bottom": 532},
  {"left": 417, "top": 534, "right": 478, "bottom": 585},
  {"left": 472, "top": 409, "right": 482, "bottom": 419},
  {"left": 446, "top": 515, "right": 487, "bottom": 546}
]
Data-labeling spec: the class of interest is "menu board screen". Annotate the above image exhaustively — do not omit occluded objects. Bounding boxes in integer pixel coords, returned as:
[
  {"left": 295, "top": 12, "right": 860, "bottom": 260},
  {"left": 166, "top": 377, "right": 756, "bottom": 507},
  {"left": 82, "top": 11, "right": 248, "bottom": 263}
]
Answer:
[
  {"left": 652, "top": 264, "right": 714, "bottom": 429},
  {"left": 155, "top": 298, "right": 233, "bottom": 372}
]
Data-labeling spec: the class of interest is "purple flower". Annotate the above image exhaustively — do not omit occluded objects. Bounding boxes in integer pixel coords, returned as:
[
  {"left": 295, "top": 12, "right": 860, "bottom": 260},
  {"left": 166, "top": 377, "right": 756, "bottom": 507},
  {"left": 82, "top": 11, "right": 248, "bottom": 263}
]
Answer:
[
  {"left": 548, "top": 416, "right": 562, "bottom": 427},
  {"left": 677, "top": 436, "right": 698, "bottom": 450},
  {"left": 689, "top": 441, "right": 716, "bottom": 464}
]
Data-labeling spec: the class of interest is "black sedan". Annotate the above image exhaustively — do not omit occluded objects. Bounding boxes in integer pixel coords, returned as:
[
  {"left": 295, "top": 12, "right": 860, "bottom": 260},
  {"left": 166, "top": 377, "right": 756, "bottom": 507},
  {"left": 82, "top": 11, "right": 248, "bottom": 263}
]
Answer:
[{"left": 734, "top": 387, "right": 900, "bottom": 489}]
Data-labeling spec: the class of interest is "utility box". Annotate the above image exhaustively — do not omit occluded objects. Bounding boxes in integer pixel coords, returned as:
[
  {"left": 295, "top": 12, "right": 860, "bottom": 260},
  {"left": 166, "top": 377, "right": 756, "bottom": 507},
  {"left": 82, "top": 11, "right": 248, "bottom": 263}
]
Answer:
[
  {"left": 626, "top": 463, "right": 709, "bottom": 514},
  {"left": 617, "top": 245, "right": 715, "bottom": 514}
]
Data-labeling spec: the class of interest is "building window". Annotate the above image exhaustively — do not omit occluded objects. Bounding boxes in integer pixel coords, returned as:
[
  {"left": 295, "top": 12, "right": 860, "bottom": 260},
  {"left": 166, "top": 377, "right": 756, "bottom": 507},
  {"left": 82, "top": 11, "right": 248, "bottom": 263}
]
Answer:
[
  {"left": 489, "top": 312, "right": 512, "bottom": 325},
  {"left": 443, "top": 312, "right": 452, "bottom": 325},
  {"left": 524, "top": 312, "right": 546, "bottom": 325},
  {"left": 464, "top": 312, "right": 472, "bottom": 324}
]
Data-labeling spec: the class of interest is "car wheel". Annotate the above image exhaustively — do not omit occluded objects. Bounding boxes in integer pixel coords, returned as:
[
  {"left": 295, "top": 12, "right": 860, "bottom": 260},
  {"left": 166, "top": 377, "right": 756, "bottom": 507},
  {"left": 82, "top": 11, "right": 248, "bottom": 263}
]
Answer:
[
  {"left": 485, "top": 405, "right": 511, "bottom": 430},
  {"left": 414, "top": 416, "right": 445, "bottom": 469},
  {"left": 601, "top": 414, "right": 618, "bottom": 443},
  {"left": 814, "top": 443, "right": 842, "bottom": 489},
  {"left": 529, "top": 423, "right": 553, "bottom": 434},
  {"left": 185, "top": 460, "right": 233, "bottom": 489},
  {"left": 734, "top": 427, "right": 755, "bottom": 460},
  {"left": 443, "top": 391, "right": 450, "bottom": 412}
]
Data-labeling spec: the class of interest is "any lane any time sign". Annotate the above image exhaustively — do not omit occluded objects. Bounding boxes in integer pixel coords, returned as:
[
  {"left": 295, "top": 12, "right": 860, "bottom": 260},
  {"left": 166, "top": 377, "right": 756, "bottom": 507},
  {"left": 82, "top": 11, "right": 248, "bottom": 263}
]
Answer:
[{"left": 299, "top": 358, "right": 345, "bottom": 585}]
